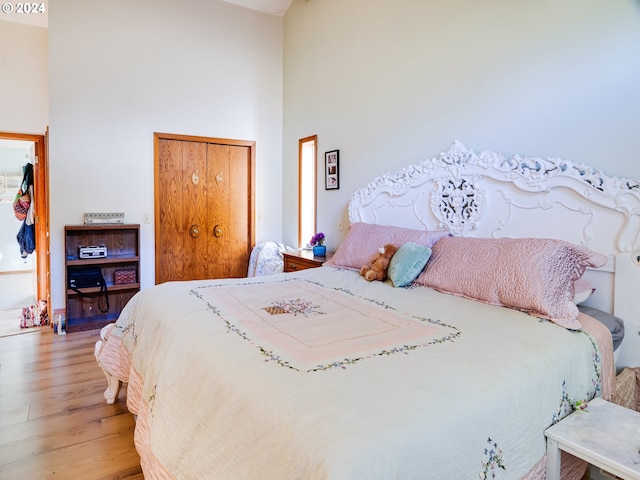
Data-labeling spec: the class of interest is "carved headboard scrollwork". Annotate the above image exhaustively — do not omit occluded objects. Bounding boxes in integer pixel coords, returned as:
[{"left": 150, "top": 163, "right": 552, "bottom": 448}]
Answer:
[{"left": 349, "top": 140, "right": 640, "bottom": 257}]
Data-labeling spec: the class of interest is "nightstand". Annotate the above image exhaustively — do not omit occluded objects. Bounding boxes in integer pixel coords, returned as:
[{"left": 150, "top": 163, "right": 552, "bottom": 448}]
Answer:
[
  {"left": 545, "top": 398, "right": 640, "bottom": 480},
  {"left": 283, "top": 250, "right": 334, "bottom": 273}
]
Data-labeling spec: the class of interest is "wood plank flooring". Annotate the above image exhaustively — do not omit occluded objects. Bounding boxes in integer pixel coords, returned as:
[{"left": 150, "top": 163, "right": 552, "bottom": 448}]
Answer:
[{"left": 0, "top": 329, "right": 142, "bottom": 479}]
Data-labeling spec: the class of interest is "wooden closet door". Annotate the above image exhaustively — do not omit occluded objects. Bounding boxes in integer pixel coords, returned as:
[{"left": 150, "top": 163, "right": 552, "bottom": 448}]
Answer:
[
  {"left": 155, "top": 134, "right": 255, "bottom": 284},
  {"left": 206, "top": 143, "right": 251, "bottom": 279},
  {"left": 157, "top": 139, "right": 208, "bottom": 282}
]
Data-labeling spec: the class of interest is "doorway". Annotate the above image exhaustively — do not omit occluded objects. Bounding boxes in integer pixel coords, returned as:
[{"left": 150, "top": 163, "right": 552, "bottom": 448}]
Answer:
[{"left": 0, "top": 131, "right": 50, "bottom": 332}]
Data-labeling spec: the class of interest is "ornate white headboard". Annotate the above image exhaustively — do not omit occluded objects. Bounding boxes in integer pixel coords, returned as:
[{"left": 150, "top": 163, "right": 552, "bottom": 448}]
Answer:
[{"left": 349, "top": 141, "right": 640, "bottom": 368}]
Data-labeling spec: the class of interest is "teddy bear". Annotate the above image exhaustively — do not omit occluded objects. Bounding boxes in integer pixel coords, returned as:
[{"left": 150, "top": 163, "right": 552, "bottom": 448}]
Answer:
[{"left": 359, "top": 243, "right": 399, "bottom": 282}]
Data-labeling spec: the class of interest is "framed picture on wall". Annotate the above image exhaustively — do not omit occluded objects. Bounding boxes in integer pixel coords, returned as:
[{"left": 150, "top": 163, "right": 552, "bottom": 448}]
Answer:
[{"left": 325, "top": 150, "right": 339, "bottom": 190}]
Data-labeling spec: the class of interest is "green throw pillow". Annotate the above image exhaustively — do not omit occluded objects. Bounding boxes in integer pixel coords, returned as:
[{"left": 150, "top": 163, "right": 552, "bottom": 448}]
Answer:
[{"left": 387, "top": 242, "right": 432, "bottom": 287}]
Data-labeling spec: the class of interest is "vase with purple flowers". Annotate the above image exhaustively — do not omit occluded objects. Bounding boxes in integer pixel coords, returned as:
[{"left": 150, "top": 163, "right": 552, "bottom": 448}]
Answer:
[{"left": 310, "top": 232, "right": 326, "bottom": 257}]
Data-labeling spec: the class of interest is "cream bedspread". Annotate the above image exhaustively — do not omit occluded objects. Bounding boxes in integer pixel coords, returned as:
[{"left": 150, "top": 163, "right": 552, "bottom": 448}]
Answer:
[{"left": 98, "top": 266, "right": 613, "bottom": 480}]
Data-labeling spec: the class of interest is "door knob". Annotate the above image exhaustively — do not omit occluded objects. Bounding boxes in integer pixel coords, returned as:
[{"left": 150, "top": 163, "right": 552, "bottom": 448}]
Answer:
[
  {"left": 213, "top": 225, "right": 223, "bottom": 238},
  {"left": 190, "top": 225, "right": 200, "bottom": 238}
]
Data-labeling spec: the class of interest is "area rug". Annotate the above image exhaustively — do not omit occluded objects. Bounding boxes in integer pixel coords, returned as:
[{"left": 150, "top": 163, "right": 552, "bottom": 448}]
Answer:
[{"left": 0, "top": 308, "right": 44, "bottom": 337}]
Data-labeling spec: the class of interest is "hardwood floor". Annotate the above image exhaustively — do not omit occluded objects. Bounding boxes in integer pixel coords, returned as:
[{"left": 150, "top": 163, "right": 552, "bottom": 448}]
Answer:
[{"left": 0, "top": 329, "right": 142, "bottom": 479}]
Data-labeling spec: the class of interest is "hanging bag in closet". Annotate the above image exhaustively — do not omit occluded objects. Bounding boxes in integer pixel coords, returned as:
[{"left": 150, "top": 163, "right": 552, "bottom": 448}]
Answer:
[
  {"left": 13, "top": 188, "right": 30, "bottom": 221},
  {"left": 13, "top": 163, "right": 33, "bottom": 221}
]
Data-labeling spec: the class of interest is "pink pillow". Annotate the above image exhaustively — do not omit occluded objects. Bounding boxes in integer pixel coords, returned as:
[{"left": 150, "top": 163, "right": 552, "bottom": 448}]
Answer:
[
  {"left": 325, "top": 222, "right": 451, "bottom": 271},
  {"left": 415, "top": 236, "right": 607, "bottom": 329}
]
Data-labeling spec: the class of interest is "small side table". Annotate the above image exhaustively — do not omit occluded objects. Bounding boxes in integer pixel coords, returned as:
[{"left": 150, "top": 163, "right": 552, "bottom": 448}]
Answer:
[
  {"left": 283, "top": 250, "right": 333, "bottom": 273},
  {"left": 545, "top": 398, "right": 640, "bottom": 480}
]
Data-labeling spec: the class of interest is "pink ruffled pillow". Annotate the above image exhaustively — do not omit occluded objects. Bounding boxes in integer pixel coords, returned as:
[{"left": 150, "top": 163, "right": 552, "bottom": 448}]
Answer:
[
  {"left": 415, "top": 236, "right": 607, "bottom": 329},
  {"left": 325, "top": 222, "right": 451, "bottom": 271}
]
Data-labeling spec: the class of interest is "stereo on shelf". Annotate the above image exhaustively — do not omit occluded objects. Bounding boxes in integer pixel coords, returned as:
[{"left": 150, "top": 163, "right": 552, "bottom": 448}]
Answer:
[{"left": 79, "top": 245, "right": 107, "bottom": 259}]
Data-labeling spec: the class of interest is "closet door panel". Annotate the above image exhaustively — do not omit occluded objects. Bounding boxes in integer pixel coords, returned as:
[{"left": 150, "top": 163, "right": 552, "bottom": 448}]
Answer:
[
  {"left": 206, "top": 144, "right": 251, "bottom": 279},
  {"left": 227, "top": 144, "right": 251, "bottom": 278},
  {"left": 207, "top": 144, "right": 228, "bottom": 279},
  {"left": 182, "top": 141, "right": 208, "bottom": 280},
  {"left": 157, "top": 139, "right": 185, "bottom": 283}
]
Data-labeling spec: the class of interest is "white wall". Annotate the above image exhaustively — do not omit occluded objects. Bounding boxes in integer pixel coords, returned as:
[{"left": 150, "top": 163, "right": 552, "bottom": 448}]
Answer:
[
  {"left": 0, "top": 20, "right": 45, "bottom": 276},
  {"left": 282, "top": 0, "right": 640, "bottom": 251},
  {"left": 49, "top": 0, "right": 284, "bottom": 310},
  {"left": 0, "top": 20, "right": 48, "bottom": 133}
]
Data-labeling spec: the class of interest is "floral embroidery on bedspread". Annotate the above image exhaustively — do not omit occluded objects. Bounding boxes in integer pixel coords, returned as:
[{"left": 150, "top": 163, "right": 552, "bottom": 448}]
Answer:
[
  {"left": 480, "top": 437, "right": 506, "bottom": 479},
  {"left": 191, "top": 278, "right": 461, "bottom": 373},
  {"left": 148, "top": 384, "right": 158, "bottom": 419},
  {"left": 583, "top": 331, "right": 603, "bottom": 399},
  {"left": 550, "top": 330, "right": 602, "bottom": 425},
  {"left": 263, "top": 298, "right": 323, "bottom": 316},
  {"left": 115, "top": 317, "right": 138, "bottom": 346},
  {"left": 551, "top": 380, "right": 594, "bottom": 425}
]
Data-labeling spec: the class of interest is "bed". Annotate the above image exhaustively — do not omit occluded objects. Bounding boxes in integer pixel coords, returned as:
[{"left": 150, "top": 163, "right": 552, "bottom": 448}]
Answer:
[{"left": 95, "top": 141, "right": 640, "bottom": 480}]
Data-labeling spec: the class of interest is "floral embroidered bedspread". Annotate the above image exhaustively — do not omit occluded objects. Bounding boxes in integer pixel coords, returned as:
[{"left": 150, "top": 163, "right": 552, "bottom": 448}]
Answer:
[
  {"left": 193, "top": 278, "right": 454, "bottom": 372},
  {"left": 99, "top": 267, "right": 613, "bottom": 480}
]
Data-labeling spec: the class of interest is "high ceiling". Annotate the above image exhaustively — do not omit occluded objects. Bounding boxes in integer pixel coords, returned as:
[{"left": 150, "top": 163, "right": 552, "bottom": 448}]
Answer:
[
  {"left": 221, "top": 0, "right": 293, "bottom": 16},
  {"left": 0, "top": 0, "right": 292, "bottom": 29}
]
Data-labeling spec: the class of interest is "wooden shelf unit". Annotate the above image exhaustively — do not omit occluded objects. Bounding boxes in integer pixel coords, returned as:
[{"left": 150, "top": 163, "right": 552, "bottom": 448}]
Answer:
[{"left": 64, "top": 224, "right": 140, "bottom": 333}]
